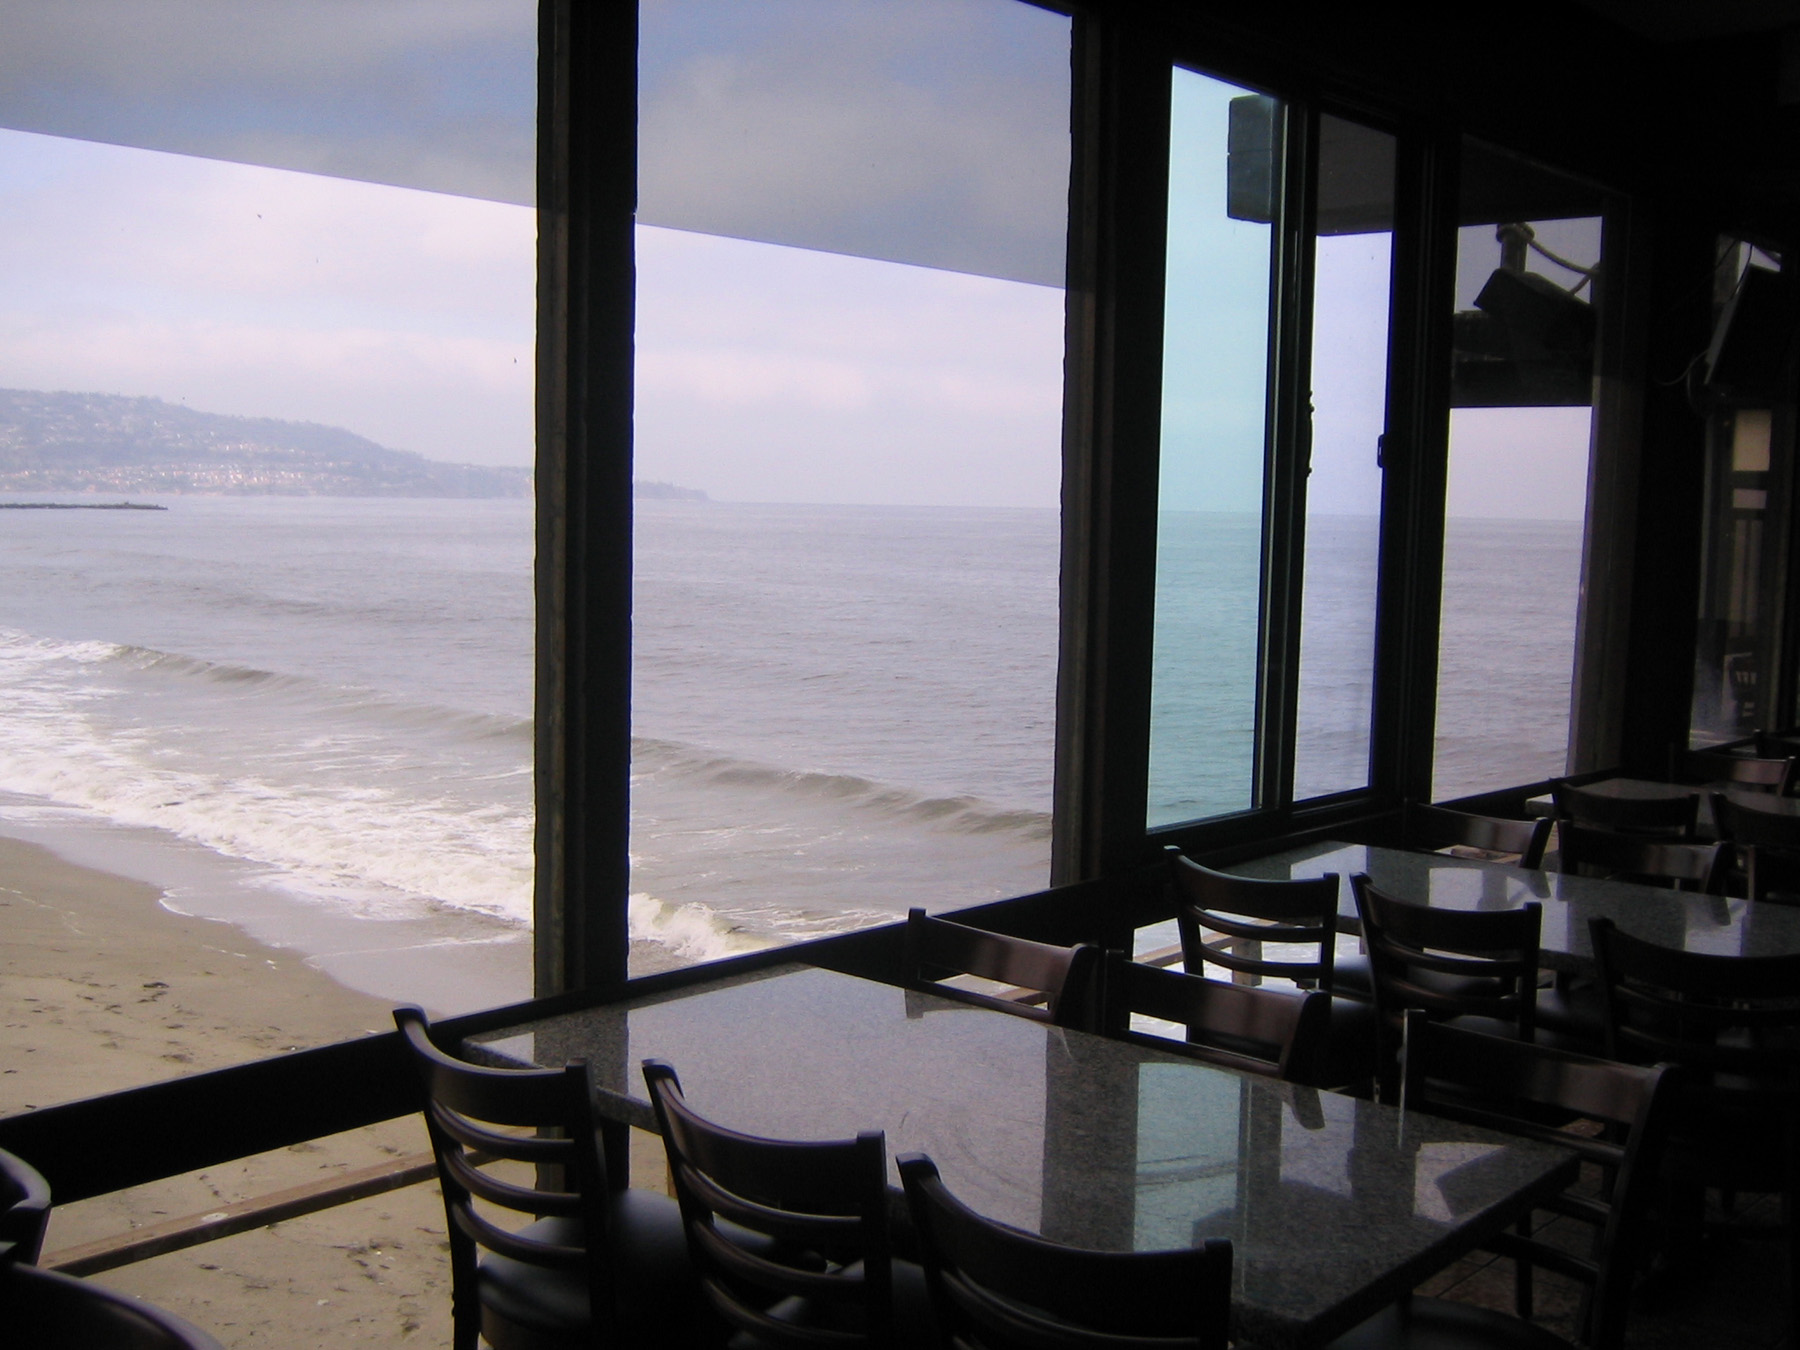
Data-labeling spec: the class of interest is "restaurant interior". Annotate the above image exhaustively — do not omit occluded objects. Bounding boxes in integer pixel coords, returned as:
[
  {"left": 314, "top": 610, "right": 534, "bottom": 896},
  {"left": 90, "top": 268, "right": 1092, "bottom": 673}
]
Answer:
[{"left": 4, "top": 0, "right": 1800, "bottom": 1346}]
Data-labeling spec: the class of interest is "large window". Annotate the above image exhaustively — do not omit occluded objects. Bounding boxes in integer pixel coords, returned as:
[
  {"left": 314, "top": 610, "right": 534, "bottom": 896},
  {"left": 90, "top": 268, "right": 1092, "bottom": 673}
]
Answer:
[
  {"left": 1293, "top": 116, "right": 1395, "bottom": 801},
  {"left": 1433, "top": 142, "right": 1606, "bottom": 799},
  {"left": 1689, "top": 241, "right": 1788, "bottom": 747},
  {"left": 1149, "top": 74, "right": 1397, "bottom": 829},
  {"left": 0, "top": 7, "right": 538, "bottom": 1110},
  {"left": 1147, "top": 70, "right": 1275, "bottom": 827},
  {"left": 630, "top": 0, "right": 1071, "bottom": 974}
]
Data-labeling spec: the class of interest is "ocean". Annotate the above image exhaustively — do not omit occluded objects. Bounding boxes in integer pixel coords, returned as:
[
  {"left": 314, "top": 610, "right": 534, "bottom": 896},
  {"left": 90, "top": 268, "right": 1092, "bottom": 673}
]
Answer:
[{"left": 0, "top": 495, "right": 1581, "bottom": 1014}]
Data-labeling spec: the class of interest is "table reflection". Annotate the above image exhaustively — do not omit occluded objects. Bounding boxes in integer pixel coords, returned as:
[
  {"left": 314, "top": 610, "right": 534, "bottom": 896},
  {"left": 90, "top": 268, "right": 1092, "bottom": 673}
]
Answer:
[{"left": 1228, "top": 840, "right": 1800, "bottom": 968}]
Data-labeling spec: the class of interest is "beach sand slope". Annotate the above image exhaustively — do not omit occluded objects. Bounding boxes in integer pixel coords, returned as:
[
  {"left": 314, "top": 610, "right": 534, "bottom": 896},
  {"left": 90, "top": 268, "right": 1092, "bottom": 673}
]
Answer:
[{"left": 0, "top": 836, "right": 454, "bottom": 1346}]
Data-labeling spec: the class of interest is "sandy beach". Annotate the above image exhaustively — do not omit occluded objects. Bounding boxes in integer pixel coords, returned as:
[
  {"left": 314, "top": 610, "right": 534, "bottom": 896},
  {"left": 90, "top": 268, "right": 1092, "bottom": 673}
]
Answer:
[{"left": 0, "top": 834, "right": 459, "bottom": 1345}]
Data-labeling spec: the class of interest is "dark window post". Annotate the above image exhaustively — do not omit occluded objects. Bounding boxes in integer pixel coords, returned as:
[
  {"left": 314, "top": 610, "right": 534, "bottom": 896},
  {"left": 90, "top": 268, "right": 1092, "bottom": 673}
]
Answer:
[{"left": 536, "top": 0, "right": 637, "bottom": 997}]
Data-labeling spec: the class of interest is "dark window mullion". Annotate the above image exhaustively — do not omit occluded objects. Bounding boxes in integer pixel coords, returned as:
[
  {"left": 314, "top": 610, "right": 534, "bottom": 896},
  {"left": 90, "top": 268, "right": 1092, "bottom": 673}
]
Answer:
[
  {"left": 1051, "top": 12, "right": 1173, "bottom": 884},
  {"left": 1254, "top": 101, "right": 1319, "bottom": 813},
  {"left": 1369, "top": 124, "right": 1457, "bottom": 808}
]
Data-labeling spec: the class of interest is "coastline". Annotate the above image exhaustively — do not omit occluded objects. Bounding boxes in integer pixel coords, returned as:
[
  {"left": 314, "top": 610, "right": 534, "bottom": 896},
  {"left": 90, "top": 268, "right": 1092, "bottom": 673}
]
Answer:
[
  {"left": 0, "top": 833, "right": 457, "bottom": 1345},
  {"left": 0, "top": 796, "right": 534, "bottom": 1018}
]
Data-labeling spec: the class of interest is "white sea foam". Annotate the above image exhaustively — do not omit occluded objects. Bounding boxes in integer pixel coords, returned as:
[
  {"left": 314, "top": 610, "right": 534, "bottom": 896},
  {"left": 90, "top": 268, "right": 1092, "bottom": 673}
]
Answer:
[
  {"left": 627, "top": 892, "right": 770, "bottom": 964},
  {"left": 0, "top": 628, "right": 534, "bottom": 925}
]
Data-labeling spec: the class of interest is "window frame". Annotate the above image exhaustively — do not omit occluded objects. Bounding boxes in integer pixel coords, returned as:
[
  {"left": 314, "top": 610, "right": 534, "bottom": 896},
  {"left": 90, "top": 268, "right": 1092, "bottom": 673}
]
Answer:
[{"left": 540, "top": 1, "right": 1648, "bottom": 997}]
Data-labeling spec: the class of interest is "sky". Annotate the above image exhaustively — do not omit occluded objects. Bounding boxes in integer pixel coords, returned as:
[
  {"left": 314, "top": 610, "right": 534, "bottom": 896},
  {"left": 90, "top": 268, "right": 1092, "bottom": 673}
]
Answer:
[
  {"left": 0, "top": 2, "right": 1599, "bottom": 510},
  {"left": 0, "top": 128, "right": 536, "bottom": 466}
]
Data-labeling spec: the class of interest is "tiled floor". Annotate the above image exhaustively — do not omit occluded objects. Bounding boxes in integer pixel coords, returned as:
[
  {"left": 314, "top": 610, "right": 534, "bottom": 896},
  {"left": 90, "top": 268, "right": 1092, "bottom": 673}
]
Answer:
[{"left": 1423, "top": 1177, "right": 1791, "bottom": 1348}]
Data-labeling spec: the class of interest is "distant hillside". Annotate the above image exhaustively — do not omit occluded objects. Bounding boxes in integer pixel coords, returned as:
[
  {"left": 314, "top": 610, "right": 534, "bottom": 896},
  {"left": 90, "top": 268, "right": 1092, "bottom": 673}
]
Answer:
[{"left": 0, "top": 389, "right": 532, "bottom": 497}]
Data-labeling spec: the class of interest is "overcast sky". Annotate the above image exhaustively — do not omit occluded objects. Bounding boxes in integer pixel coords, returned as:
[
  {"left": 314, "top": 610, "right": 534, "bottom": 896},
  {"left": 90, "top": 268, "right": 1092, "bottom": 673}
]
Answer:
[
  {"left": 0, "top": 128, "right": 535, "bottom": 466},
  {"left": 0, "top": 2, "right": 1597, "bottom": 511}
]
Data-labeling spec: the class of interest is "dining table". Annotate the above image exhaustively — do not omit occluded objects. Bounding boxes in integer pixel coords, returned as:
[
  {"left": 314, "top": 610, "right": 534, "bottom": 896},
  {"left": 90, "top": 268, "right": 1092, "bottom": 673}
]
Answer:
[
  {"left": 465, "top": 961, "right": 1576, "bottom": 1350},
  {"left": 1221, "top": 838, "right": 1800, "bottom": 972}
]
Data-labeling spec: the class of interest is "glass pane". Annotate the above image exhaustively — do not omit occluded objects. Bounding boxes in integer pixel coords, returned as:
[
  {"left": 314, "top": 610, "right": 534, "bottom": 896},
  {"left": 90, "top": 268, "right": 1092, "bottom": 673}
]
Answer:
[
  {"left": 1293, "top": 116, "right": 1393, "bottom": 800},
  {"left": 1147, "top": 71, "right": 1277, "bottom": 827},
  {"left": 1433, "top": 141, "right": 1605, "bottom": 799},
  {"left": 632, "top": 0, "right": 1070, "bottom": 975},
  {"left": 1690, "top": 242, "right": 1786, "bottom": 746},
  {"left": 0, "top": 12, "right": 536, "bottom": 1085}
]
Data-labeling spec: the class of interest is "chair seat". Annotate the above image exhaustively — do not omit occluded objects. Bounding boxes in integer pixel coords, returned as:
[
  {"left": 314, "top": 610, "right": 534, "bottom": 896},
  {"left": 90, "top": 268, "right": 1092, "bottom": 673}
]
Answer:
[
  {"left": 1326, "top": 1294, "right": 1575, "bottom": 1350},
  {"left": 725, "top": 1256, "right": 938, "bottom": 1350},
  {"left": 1333, "top": 955, "right": 1511, "bottom": 1008},
  {"left": 481, "top": 1190, "right": 785, "bottom": 1350}
]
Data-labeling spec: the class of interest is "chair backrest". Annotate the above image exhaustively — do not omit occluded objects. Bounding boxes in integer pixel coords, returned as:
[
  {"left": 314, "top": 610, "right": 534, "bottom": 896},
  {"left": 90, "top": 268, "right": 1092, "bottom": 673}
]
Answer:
[
  {"left": 3, "top": 1260, "right": 225, "bottom": 1349},
  {"left": 1707, "top": 793, "right": 1800, "bottom": 902},
  {"left": 1556, "top": 822, "right": 1729, "bottom": 893},
  {"left": 1676, "top": 748, "right": 1797, "bottom": 794},
  {"left": 904, "top": 909, "right": 1101, "bottom": 1030},
  {"left": 643, "top": 1059, "right": 895, "bottom": 1350},
  {"left": 1166, "top": 847, "right": 1343, "bottom": 990},
  {"left": 0, "top": 1146, "right": 50, "bottom": 1265},
  {"left": 1588, "top": 918, "right": 1800, "bottom": 1089},
  {"left": 1350, "top": 874, "right": 1541, "bottom": 1082},
  {"left": 1100, "top": 951, "right": 1330, "bottom": 1084},
  {"left": 898, "top": 1154, "right": 1232, "bottom": 1350},
  {"left": 1403, "top": 803, "right": 1552, "bottom": 869},
  {"left": 1552, "top": 780, "right": 1699, "bottom": 837},
  {"left": 1398, "top": 1012, "right": 1675, "bottom": 1350},
  {"left": 393, "top": 1006, "right": 618, "bottom": 1346}
]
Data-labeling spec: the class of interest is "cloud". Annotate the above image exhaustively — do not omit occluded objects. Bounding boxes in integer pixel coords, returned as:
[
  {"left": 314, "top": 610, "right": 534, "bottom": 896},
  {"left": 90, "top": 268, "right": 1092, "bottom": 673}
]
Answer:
[
  {"left": 0, "top": 130, "right": 534, "bottom": 463},
  {"left": 634, "top": 226, "right": 1064, "bottom": 507}
]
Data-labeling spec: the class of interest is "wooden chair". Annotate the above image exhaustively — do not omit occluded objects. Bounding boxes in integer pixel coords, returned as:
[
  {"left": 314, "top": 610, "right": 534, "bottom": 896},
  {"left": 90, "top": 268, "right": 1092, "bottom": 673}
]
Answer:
[
  {"left": 1166, "top": 849, "right": 1376, "bottom": 1087},
  {"left": 0, "top": 1145, "right": 50, "bottom": 1264},
  {"left": 1710, "top": 791, "right": 1800, "bottom": 903},
  {"left": 898, "top": 1153, "right": 1232, "bottom": 1350},
  {"left": 1349, "top": 874, "right": 1548, "bottom": 1092},
  {"left": 643, "top": 1059, "right": 931, "bottom": 1350},
  {"left": 395, "top": 1006, "right": 704, "bottom": 1350},
  {"left": 1555, "top": 822, "right": 1729, "bottom": 893},
  {"left": 1363, "top": 1012, "right": 1678, "bottom": 1350},
  {"left": 1403, "top": 803, "right": 1552, "bottom": 869},
  {"left": 2, "top": 1261, "right": 225, "bottom": 1349},
  {"left": 903, "top": 910, "right": 1100, "bottom": 1030},
  {"left": 1589, "top": 916, "right": 1800, "bottom": 1340},
  {"left": 1099, "top": 951, "right": 1331, "bottom": 1084},
  {"left": 1551, "top": 780, "right": 1699, "bottom": 838}
]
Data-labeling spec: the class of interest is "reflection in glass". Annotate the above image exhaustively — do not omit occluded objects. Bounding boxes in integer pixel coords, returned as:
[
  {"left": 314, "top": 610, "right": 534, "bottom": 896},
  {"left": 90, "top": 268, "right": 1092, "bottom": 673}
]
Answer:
[
  {"left": 1689, "top": 241, "right": 1787, "bottom": 746},
  {"left": 1433, "top": 141, "right": 1604, "bottom": 800},
  {"left": 1293, "top": 116, "right": 1393, "bottom": 800},
  {"left": 1148, "top": 70, "right": 1277, "bottom": 826},
  {"left": 1134, "top": 1063, "right": 1243, "bottom": 1247}
]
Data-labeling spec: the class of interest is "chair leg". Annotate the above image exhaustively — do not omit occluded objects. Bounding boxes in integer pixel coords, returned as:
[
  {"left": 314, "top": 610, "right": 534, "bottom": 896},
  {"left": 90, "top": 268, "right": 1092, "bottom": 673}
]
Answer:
[
  {"left": 1513, "top": 1214, "right": 1534, "bottom": 1321},
  {"left": 1785, "top": 1183, "right": 1799, "bottom": 1350}
]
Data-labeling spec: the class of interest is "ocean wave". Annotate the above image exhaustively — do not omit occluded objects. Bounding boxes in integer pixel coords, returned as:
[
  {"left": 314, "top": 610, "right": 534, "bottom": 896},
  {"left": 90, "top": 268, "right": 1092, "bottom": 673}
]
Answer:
[
  {"left": 632, "top": 737, "right": 1052, "bottom": 841},
  {"left": 628, "top": 891, "right": 772, "bottom": 964},
  {"left": 0, "top": 626, "right": 535, "bottom": 923},
  {"left": 0, "top": 628, "right": 533, "bottom": 744}
]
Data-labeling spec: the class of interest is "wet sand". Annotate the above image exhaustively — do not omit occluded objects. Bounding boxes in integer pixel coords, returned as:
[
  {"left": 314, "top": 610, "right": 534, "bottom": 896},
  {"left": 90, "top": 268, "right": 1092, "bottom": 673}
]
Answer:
[{"left": 0, "top": 835, "right": 454, "bottom": 1346}]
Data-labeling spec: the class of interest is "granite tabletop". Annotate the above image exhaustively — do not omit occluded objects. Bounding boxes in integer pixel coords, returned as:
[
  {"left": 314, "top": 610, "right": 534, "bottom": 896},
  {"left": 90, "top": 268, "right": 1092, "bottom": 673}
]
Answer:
[
  {"left": 1226, "top": 839, "right": 1800, "bottom": 970},
  {"left": 468, "top": 963, "right": 1575, "bottom": 1349},
  {"left": 1523, "top": 776, "right": 1800, "bottom": 830}
]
